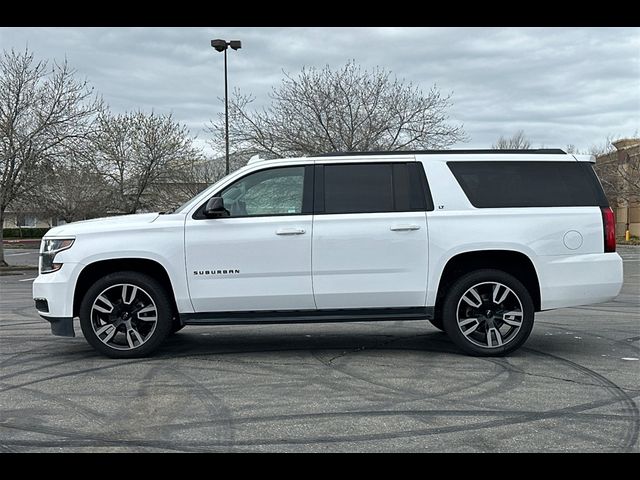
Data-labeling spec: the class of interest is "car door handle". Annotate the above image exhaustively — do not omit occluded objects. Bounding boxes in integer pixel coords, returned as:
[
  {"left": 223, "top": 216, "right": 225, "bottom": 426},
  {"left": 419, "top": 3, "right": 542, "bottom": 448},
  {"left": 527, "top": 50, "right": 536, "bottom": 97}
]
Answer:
[
  {"left": 276, "top": 227, "right": 306, "bottom": 235},
  {"left": 390, "top": 224, "right": 421, "bottom": 231}
]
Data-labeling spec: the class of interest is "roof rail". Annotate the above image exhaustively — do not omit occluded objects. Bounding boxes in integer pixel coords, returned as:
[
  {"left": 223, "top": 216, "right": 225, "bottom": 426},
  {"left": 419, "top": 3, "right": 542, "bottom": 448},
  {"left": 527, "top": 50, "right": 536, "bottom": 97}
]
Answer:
[{"left": 312, "top": 149, "right": 567, "bottom": 157}]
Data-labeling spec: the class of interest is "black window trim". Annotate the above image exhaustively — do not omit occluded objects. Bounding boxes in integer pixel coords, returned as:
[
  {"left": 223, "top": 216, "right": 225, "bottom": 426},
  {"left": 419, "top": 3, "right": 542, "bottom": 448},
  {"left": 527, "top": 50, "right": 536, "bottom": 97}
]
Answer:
[
  {"left": 314, "top": 161, "right": 433, "bottom": 215},
  {"left": 411, "top": 161, "right": 434, "bottom": 212},
  {"left": 192, "top": 164, "right": 314, "bottom": 220}
]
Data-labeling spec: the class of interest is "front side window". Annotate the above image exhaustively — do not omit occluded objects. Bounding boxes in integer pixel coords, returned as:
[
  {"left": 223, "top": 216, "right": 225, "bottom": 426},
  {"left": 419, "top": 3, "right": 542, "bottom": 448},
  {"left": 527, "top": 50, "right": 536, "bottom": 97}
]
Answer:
[{"left": 219, "top": 166, "right": 306, "bottom": 217}]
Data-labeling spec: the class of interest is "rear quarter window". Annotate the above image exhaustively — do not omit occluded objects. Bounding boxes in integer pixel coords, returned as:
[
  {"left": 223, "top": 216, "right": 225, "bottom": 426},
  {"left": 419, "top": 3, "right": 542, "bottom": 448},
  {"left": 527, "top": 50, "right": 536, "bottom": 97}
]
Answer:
[{"left": 447, "top": 161, "right": 609, "bottom": 208}]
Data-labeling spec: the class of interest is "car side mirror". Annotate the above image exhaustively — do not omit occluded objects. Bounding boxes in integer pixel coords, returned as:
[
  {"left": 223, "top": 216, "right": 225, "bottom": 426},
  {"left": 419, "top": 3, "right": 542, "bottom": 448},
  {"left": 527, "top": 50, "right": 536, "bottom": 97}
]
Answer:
[{"left": 204, "top": 197, "right": 230, "bottom": 218}]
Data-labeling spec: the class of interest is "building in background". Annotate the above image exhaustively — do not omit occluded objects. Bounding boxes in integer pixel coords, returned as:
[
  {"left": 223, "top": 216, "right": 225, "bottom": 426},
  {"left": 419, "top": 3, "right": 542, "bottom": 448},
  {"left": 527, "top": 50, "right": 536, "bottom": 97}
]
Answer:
[
  {"left": 2, "top": 211, "right": 65, "bottom": 229},
  {"left": 595, "top": 138, "right": 640, "bottom": 239}
]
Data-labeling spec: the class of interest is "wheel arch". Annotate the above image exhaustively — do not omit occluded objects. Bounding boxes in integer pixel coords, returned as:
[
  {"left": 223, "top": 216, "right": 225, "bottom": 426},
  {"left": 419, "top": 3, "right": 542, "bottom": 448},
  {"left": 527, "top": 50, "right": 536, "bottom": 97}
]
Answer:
[
  {"left": 434, "top": 250, "right": 541, "bottom": 317},
  {"left": 73, "top": 258, "right": 179, "bottom": 320}
]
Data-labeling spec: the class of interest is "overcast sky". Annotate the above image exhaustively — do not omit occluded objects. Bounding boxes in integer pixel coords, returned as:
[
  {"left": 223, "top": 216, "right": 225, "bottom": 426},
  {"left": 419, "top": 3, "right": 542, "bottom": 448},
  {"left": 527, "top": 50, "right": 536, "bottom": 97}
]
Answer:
[{"left": 1, "top": 27, "right": 638, "bottom": 154}]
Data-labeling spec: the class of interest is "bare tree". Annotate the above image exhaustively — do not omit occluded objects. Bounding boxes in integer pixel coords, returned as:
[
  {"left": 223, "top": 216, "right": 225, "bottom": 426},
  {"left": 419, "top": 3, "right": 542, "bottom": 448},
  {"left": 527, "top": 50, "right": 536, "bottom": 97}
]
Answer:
[
  {"left": 92, "top": 111, "right": 203, "bottom": 214},
  {"left": 150, "top": 154, "right": 220, "bottom": 211},
  {"left": 207, "top": 60, "right": 466, "bottom": 159},
  {"left": 493, "top": 130, "right": 532, "bottom": 150},
  {"left": 30, "top": 160, "right": 111, "bottom": 223},
  {"left": 0, "top": 48, "right": 101, "bottom": 266}
]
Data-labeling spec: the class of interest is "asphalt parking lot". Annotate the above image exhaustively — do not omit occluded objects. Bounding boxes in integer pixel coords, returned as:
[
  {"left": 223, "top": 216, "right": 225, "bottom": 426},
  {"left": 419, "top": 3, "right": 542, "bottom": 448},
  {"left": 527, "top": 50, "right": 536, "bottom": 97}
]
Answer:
[
  {"left": 0, "top": 247, "right": 638, "bottom": 452},
  {"left": 2, "top": 248, "right": 39, "bottom": 267}
]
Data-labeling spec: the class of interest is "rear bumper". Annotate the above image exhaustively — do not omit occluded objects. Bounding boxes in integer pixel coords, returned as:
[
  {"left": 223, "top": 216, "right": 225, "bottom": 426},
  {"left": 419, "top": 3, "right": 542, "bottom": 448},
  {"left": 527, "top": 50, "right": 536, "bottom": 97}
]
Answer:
[{"left": 537, "top": 252, "right": 623, "bottom": 310}]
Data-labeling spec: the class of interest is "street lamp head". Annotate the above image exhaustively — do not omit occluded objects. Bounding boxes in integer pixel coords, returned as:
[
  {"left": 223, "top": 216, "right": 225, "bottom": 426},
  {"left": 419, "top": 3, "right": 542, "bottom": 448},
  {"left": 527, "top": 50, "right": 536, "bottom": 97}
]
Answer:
[
  {"left": 229, "top": 40, "right": 242, "bottom": 50},
  {"left": 211, "top": 39, "right": 227, "bottom": 52}
]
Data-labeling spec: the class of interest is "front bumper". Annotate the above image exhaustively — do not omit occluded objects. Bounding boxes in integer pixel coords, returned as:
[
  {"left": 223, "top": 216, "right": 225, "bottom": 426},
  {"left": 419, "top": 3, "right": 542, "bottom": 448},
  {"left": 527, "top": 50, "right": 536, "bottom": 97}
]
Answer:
[
  {"left": 38, "top": 315, "right": 75, "bottom": 337},
  {"left": 33, "top": 262, "right": 81, "bottom": 336}
]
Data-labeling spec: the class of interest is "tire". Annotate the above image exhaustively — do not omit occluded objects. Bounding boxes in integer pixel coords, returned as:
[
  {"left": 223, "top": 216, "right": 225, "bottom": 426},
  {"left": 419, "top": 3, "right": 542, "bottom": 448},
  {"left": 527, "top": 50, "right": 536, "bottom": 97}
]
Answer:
[
  {"left": 428, "top": 317, "right": 445, "bottom": 331},
  {"left": 79, "top": 271, "right": 173, "bottom": 358},
  {"left": 442, "top": 269, "right": 534, "bottom": 356}
]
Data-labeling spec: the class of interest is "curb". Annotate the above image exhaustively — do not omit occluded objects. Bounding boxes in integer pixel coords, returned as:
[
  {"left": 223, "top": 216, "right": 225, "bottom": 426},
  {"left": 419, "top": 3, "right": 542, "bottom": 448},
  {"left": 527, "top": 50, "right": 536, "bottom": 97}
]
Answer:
[
  {"left": 0, "top": 267, "right": 38, "bottom": 276},
  {"left": 0, "top": 265, "right": 38, "bottom": 271},
  {"left": 3, "top": 239, "right": 40, "bottom": 245}
]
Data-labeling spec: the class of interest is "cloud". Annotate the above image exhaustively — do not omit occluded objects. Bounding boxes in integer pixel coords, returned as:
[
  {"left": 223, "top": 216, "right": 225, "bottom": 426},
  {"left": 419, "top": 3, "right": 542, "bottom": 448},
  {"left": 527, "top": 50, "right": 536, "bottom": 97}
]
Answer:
[{"left": 1, "top": 26, "right": 638, "bottom": 153}]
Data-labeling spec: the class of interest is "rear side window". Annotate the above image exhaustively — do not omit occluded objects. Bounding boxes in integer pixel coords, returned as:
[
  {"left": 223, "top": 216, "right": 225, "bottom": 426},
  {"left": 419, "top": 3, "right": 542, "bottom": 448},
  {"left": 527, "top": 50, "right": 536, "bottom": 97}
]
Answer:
[
  {"left": 447, "top": 161, "right": 609, "bottom": 208},
  {"left": 317, "top": 163, "right": 430, "bottom": 214},
  {"left": 324, "top": 163, "right": 394, "bottom": 214}
]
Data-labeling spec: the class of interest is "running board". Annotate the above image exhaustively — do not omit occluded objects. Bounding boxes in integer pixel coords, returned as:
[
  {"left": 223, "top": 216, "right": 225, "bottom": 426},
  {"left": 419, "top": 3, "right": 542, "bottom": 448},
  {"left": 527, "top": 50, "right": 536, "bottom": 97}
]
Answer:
[{"left": 181, "top": 307, "right": 434, "bottom": 326}]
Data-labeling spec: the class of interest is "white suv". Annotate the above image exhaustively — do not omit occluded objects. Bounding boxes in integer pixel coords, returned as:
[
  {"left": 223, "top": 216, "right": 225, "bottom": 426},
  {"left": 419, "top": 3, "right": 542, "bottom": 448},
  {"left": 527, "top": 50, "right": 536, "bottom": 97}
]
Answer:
[{"left": 33, "top": 149, "right": 623, "bottom": 358}]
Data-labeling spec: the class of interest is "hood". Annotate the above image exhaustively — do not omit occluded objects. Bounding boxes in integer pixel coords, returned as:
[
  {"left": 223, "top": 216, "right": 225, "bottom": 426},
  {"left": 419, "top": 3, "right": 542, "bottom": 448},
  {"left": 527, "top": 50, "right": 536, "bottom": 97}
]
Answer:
[{"left": 45, "top": 212, "right": 161, "bottom": 237}]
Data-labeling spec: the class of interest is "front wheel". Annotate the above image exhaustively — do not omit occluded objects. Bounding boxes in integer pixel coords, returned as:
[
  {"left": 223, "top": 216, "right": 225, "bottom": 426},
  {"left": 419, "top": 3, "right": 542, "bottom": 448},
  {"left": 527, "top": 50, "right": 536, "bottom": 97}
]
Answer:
[
  {"left": 170, "top": 322, "right": 185, "bottom": 335},
  {"left": 428, "top": 317, "right": 445, "bottom": 332},
  {"left": 442, "top": 269, "right": 534, "bottom": 356},
  {"left": 79, "top": 271, "right": 173, "bottom": 358}
]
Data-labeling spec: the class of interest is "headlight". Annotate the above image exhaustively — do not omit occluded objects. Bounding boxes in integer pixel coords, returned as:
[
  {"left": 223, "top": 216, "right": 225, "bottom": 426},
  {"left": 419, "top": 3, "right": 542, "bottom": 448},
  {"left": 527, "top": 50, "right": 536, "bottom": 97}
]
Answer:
[{"left": 40, "top": 238, "right": 75, "bottom": 274}]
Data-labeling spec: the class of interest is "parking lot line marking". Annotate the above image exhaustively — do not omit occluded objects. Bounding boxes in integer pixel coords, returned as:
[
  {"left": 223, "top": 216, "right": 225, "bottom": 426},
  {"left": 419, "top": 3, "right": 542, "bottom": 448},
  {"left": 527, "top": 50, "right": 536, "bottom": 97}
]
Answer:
[
  {"left": 18, "top": 277, "right": 37, "bottom": 282},
  {"left": 6, "top": 252, "right": 32, "bottom": 256}
]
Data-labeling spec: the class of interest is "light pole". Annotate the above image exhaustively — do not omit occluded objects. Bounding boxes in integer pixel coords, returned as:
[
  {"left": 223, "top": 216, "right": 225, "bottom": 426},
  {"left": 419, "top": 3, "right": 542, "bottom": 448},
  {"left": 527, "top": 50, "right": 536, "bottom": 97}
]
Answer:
[{"left": 211, "top": 39, "right": 241, "bottom": 175}]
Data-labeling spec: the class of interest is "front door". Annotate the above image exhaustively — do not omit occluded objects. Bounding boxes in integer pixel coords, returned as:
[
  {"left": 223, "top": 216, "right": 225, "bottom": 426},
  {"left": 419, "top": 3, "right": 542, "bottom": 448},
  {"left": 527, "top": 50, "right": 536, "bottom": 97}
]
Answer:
[
  {"left": 185, "top": 164, "right": 315, "bottom": 312},
  {"left": 312, "top": 161, "right": 429, "bottom": 309}
]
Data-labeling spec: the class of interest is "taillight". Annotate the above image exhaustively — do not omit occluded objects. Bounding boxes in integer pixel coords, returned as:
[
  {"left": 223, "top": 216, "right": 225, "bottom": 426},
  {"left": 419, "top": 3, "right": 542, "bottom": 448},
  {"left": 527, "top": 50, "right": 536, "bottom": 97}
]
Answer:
[{"left": 601, "top": 207, "right": 616, "bottom": 253}]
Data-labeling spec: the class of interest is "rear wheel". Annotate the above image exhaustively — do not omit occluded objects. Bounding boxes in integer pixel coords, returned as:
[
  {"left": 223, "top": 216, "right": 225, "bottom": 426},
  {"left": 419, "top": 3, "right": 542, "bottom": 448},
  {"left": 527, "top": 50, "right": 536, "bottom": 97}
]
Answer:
[
  {"left": 79, "top": 271, "right": 173, "bottom": 358},
  {"left": 442, "top": 269, "right": 534, "bottom": 356}
]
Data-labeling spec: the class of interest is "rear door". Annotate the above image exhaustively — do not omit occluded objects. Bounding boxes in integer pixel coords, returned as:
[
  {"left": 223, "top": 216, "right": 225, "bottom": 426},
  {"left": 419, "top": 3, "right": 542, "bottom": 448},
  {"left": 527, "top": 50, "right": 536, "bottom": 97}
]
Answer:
[{"left": 311, "top": 160, "right": 430, "bottom": 309}]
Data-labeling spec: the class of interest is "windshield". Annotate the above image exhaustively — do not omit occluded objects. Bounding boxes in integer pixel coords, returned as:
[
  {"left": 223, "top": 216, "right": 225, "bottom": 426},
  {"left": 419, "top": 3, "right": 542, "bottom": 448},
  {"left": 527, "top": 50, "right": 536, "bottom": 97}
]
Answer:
[
  {"left": 171, "top": 197, "right": 196, "bottom": 215},
  {"left": 167, "top": 163, "right": 255, "bottom": 215}
]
